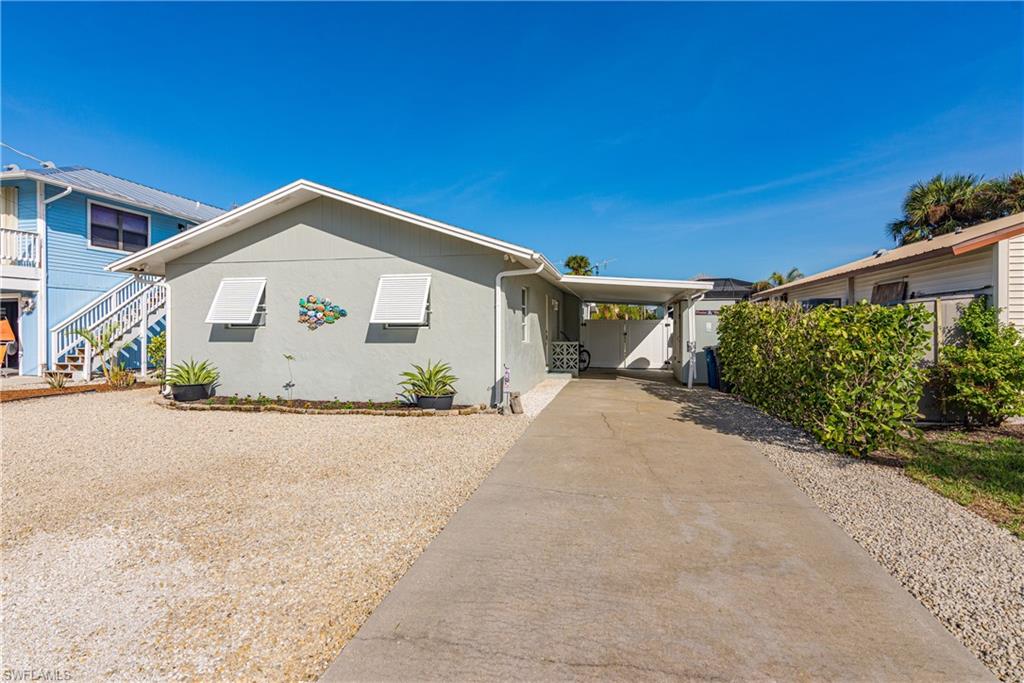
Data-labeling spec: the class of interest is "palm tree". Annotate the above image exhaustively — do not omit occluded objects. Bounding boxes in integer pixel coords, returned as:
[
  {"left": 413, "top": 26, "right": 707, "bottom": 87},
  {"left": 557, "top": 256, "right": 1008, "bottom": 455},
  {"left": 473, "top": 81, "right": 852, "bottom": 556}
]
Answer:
[
  {"left": 887, "top": 173, "right": 984, "bottom": 245},
  {"left": 750, "top": 268, "right": 800, "bottom": 293},
  {"left": 976, "top": 171, "right": 1024, "bottom": 218},
  {"left": 768, "top": 267, "right": 803, "bottom": 287},
  {"left": 563, "top": 254, "right": 593, "bottom": 276},
  {"left": 75, "top": 323, "right": 122, "bottom": 383}
]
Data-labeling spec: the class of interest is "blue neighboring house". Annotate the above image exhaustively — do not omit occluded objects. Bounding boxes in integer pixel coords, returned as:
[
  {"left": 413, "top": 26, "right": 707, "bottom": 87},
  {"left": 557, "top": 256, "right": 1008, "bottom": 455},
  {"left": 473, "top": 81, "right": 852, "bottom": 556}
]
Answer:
[{"left": 0, "top": 163, "right": 223, "bottom": 377}]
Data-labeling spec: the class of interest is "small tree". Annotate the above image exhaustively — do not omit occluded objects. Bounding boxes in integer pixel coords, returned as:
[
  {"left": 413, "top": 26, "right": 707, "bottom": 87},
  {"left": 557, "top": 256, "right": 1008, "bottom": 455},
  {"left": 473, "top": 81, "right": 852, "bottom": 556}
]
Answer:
[
  {"left": 75, "top": 323, "right": 123, "bottom": 384},
  {"left": 149, "top": 331, "right": 167, "bottom": 373},
  {"left": 935, "top": 298, "right": 1024, "bottom": 427}
]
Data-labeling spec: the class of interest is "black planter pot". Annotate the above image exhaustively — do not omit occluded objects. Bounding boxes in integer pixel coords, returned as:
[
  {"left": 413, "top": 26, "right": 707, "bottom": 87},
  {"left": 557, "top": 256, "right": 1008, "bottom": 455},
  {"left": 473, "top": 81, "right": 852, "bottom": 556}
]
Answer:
[
  {"left": 170, "top": 383, "right": 213, "bottom": 402},
  {"left": 416, "top": 394, "right": 455, "bottom": 410}
]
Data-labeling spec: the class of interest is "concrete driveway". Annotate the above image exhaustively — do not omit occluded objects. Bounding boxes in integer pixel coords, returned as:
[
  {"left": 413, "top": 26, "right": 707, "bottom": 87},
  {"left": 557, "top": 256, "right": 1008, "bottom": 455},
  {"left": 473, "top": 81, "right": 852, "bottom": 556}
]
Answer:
[{"left": 323, "top": 371, "right": 992, "bottom": 681}]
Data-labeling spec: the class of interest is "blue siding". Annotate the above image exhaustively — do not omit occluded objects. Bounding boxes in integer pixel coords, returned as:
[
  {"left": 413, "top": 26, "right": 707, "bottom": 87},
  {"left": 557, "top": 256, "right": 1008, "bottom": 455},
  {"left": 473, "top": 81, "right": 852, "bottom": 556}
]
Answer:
[
  {"left": 1, "top": 178, "right": 184, "bottom": 374},
  {"left": 0, "top": 179, "right": 39, "bottom": 231},
  {"left": 45, "top": 187, "right": 182, "bottom": 330}
]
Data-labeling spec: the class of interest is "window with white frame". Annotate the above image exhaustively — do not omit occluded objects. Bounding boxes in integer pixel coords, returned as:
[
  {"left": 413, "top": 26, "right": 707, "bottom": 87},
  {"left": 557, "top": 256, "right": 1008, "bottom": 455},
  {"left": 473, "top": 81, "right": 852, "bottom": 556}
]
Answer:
[
  {"left": 1, "top": 186, "right": 18, "bottom": 229},
  {"left": 89, "top": 202, "right": 150, "bottom": 253},
  {"left": 521, "top": 287, "right": 529, "bottom": 342}
]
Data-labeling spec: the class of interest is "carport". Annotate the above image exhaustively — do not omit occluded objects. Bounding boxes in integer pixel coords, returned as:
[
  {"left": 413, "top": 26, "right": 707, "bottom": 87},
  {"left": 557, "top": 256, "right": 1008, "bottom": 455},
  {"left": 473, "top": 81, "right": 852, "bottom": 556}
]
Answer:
[{"left": 554, "top": 276, "right": 712, "bottom": 385}]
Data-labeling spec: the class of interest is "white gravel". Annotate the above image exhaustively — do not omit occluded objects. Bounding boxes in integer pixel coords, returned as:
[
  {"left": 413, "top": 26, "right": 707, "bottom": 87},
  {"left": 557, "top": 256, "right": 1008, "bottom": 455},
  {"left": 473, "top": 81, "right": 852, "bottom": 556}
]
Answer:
[
  {"left": 1, "top": 388, "right": 536, "bottom": 680},
  {"left": 518, "top": 374, "right": 572, "bottom": 418},
  {"left": 682, "top": 389, "right": 1024, "bottom": 682}
]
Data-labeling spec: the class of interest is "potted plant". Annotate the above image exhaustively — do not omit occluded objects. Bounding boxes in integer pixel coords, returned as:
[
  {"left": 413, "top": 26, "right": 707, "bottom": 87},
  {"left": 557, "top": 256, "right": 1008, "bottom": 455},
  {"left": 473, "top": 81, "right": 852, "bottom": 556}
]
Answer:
[
  {"left": 166, "top": 359, "right": 219, "bottom": 402},
  {"left": 399, "top": 360, "right": 458, "bottom": 409}
]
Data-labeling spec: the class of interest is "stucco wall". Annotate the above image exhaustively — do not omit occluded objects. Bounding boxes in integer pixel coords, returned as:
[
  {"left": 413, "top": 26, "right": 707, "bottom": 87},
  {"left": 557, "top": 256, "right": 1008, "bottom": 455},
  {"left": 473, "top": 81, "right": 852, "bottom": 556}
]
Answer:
[
  {"left": 500, "top": 272, "right": 567, "bottom": 396},
  {"left": 165, "top": 197, "right": 506, "bottom": 405}
]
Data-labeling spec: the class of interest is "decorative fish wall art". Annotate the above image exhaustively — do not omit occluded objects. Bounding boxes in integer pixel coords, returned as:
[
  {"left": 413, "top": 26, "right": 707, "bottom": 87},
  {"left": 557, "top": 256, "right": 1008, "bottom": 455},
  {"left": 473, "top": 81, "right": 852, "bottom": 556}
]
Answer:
[{"left": 297, "top": 294, "right": 347, "bottom": 330}]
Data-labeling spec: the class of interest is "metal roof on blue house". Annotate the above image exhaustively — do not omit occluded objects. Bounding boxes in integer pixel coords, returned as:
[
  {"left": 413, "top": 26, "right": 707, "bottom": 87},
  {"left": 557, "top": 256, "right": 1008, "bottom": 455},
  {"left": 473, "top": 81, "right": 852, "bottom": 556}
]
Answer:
[{"left": 36, "top": 165, "right": 224, "bottom": 223}]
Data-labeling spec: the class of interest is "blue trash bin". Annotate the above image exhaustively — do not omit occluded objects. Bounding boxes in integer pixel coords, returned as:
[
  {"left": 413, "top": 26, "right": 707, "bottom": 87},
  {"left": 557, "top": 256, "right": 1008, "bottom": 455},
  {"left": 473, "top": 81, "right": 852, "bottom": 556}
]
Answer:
[{"left": 704, "top": 346, "right": 720, "bottom": 390}]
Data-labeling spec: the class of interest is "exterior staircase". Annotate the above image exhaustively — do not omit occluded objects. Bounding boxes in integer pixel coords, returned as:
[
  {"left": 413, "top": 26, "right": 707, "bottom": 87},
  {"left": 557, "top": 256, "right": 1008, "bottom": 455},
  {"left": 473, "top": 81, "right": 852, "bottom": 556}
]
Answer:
[{"left": 49, "top": 275, "right": 167, "bottom": 380}]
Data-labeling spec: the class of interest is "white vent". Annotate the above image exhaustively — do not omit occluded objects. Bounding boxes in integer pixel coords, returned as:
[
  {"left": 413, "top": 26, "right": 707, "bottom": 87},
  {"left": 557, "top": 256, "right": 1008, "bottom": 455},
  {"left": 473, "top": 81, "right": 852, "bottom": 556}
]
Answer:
[
  {"left": 370, "top": 274, "right": 431, "bottom": 325},
  {"left": 205, "top": 277, "right": 267, "bottom": 325}
]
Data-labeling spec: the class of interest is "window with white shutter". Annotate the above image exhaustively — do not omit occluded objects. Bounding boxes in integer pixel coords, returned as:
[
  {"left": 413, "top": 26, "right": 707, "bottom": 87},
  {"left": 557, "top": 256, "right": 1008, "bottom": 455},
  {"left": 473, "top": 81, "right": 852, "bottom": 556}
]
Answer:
[
  {"left": 1, "top": 186, "right": 18, "bottom": 229},
  {"left": 205, "top": 277, "right": 267, "bottom": 325},
  {"left": 370, "top": 274, "right": 431, "bottom": 325}
]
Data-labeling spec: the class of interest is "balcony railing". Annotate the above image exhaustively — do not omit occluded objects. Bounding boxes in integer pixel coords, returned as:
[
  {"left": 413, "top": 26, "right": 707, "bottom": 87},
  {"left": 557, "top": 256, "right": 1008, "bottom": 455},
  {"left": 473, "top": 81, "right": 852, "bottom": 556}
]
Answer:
[{"left": 0, "top": 228, "right": 41, "bottom": 269}]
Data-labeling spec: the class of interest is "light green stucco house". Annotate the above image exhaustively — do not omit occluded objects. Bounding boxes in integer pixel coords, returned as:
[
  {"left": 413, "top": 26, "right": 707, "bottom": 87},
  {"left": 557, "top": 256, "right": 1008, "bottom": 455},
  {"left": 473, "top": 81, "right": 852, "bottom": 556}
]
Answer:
[{"left": 109, "top": 180, "right": 710, "bottom": 405}]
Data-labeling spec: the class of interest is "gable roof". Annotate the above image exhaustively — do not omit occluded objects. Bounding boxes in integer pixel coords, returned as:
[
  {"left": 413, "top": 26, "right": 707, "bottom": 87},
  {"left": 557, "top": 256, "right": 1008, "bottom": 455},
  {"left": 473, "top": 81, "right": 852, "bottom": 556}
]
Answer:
[
  {"left": 752, "top": 211, "right": 1024, "bottom": 300},
  {"left": 107, "top": 178, "right": 554, "bottom": 275},
  {"left": 1, "top": 166, "right": 224, "bottom": 223},
  {"left": 106, "top": 178, "right": 712, "bottom": 305}
]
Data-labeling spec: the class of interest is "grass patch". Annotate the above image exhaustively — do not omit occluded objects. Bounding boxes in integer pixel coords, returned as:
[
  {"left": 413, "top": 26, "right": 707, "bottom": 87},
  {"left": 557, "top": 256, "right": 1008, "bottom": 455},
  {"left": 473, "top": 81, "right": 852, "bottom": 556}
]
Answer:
[{"left": 887, "top": 427, "right": 1024, "bottom": 539}]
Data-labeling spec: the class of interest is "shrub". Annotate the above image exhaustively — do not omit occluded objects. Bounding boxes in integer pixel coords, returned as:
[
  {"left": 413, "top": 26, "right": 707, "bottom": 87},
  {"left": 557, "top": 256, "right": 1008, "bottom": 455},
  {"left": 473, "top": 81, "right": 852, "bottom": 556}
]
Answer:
[
  {"left": 398, "top": 360, "right": 458, "bottom": 398},
  {"left": 934, "top": 298, "right": 1024, "bottom": 427},
  {"left": 108, "top": 363, "right": 137, "bottom": 389},
  {"left": 718, "top": 301, "right": 933, "bottom": 455},
  {"left": 148, "top": 332, "right": 166, "bottom": 372},
  {"left": 44, "top": 370, "right": 68, "bottom": 389},
  {"left": 166, "top": 359, "right": 219, "bottom": 386}
]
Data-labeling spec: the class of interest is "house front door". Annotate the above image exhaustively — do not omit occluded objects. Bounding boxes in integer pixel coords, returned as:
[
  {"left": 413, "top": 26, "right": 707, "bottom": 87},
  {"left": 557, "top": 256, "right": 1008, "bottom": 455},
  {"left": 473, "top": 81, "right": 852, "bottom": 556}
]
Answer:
[{"left": 0, "top": 298, "right": 20, "bottom": 373}]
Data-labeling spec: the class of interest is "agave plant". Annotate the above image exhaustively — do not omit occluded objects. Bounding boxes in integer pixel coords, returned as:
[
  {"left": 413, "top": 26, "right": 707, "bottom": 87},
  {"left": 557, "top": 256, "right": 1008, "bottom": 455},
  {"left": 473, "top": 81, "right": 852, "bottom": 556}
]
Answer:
[
  {"left": 165, "top": 358, "right": 220, "bottom": 386},
  {"left": 44, "top": 370, "right": 69, "bottom": 389},
  {"left": 398, "top": 360, "right": 458, "bottom": 397}
]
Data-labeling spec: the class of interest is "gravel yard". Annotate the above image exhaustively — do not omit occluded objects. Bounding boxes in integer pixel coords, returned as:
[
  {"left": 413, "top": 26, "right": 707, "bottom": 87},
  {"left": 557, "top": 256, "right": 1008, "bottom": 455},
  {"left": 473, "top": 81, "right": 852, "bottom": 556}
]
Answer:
[
  {"left": 678, "top": 389, "right": 1024, "bottom": 682},
  {"left": 1, "top": 388, "right": 532, "bottom": 680}
]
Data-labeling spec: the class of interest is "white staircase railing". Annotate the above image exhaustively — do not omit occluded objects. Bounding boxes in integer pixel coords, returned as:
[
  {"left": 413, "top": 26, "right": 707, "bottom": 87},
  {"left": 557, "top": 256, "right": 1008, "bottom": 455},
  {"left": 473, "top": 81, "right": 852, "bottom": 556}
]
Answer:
[{"left": 50, "top": 274, "right": 166, "bottom": 373}]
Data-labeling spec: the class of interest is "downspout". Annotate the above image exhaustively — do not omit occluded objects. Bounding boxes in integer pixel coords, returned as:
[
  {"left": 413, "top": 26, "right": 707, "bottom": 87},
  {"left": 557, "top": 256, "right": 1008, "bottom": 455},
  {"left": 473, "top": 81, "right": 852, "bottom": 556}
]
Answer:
[
  {"left": 43, "top": 184, "right": 73, "bottom": 205},
  {"left": 685, "top": 292, "right": 705, "bottom": 389},
  {"left": 494, "top": 255, "right": 545, "bottom": 408},
  {"left": 38, "top": 182, "right": 72, "bottom": 373}
]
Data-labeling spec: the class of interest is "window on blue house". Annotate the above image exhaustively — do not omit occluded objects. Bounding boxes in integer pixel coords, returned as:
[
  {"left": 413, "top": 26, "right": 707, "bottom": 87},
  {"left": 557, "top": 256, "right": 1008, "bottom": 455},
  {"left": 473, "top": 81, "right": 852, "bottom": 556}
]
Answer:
[{"left": 89, "top": 203, "right": 149, "bottom": 253}]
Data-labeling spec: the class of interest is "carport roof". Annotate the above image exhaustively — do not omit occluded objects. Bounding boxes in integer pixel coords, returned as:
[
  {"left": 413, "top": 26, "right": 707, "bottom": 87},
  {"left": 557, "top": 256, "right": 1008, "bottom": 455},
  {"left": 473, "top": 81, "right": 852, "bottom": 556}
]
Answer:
[{"left": 559, "top": 275, "right": 711, "bottom": 305}]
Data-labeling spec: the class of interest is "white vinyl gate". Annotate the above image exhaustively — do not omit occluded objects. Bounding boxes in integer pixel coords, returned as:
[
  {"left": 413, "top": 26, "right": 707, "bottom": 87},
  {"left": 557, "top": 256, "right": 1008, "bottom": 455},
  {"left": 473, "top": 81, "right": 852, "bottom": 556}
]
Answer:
[{"left": 582, "top": 318, "right": 672, "bottom": 369}]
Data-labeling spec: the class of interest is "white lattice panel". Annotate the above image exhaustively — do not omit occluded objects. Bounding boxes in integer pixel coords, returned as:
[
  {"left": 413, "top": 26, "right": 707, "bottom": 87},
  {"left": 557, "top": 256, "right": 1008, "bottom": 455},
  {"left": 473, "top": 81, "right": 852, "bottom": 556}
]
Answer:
[{"left": 551, "top": 341, "right": 579, "bottom": 376}]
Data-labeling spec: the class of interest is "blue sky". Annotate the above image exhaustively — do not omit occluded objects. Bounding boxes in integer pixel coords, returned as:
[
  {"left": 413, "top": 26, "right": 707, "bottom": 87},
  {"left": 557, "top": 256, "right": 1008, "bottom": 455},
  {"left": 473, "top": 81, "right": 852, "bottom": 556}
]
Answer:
[{"left": 2, "top": 2, "right": 1021, "bottom": 281}]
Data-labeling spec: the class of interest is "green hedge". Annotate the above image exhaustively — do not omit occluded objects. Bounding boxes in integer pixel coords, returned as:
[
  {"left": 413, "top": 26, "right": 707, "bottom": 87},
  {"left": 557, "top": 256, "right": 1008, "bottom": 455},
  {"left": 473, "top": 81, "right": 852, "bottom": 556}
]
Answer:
[
  {"left": 934, "top": 298, "right": 1024, "bottom": 426},
  {"left": 717, "top": 301, "right": 933, "bottom": 455}
]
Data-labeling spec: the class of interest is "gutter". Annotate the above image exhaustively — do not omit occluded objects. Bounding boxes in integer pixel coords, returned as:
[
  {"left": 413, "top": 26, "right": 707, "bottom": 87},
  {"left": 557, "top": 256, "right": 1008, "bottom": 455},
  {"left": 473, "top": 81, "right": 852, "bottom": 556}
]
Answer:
[{"left": 494, "top": 255, "right": 545, "bottom": 408}]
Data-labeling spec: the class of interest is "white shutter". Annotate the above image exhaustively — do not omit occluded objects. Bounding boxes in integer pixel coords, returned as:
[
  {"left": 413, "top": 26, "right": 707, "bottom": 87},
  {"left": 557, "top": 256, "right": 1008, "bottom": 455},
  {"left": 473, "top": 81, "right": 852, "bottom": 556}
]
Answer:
[
  {"left": 205, "top": 277, "right": 267, "bottom": 324},
  {"left": 1, "top": 186, "right": 18, "bottom": 229},
  {"left": 370, "top": 274, "right": 431, "bottom": 325}
]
